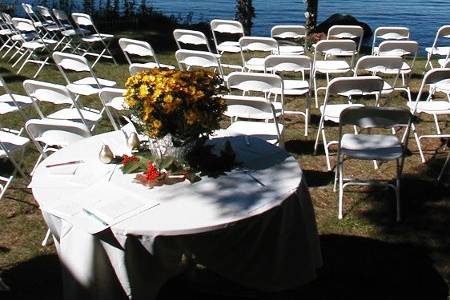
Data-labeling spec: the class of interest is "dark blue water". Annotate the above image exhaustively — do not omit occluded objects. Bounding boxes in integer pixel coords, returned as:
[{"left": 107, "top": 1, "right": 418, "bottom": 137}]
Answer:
[{"left": 148, "top": 0, "right": 450, "bottom": 53}]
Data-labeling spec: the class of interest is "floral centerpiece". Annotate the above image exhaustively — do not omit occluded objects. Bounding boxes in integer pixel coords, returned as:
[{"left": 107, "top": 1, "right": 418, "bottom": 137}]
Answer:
[{"left": 121, "top": 68, "right": 233, "bottom": 187}]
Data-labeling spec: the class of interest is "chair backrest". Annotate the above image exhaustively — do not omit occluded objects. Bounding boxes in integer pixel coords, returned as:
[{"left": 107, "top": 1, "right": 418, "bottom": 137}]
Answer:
[
  {"left": 271, "top": 25, "right": 306, "bottom": 40},
  {"left": 71, "top": 12, "right": 99, "bottom": 36},
  {"left": 98, "top": 87, "right": 126, "bottom": 109},
  {"left": 430, "top": 25, "right": 450, "bottom": 49},
  {"left": 210, "top": 19, "right": 244, "bottom": 54},
  {"left": 227, "top": 72, "right": 283, "bottom": 95},
  {"left": 52, "top": 8, "right": 71, "bottom": 27},
  {"left": 23, "top": 79, "right": 75, "bottom": 106},
  {"left": 36, "top": 6, "right": 52, "bottom": 19},
  {"left": 129, "top": 64, "right": 150, "bottom": 75},
  {"left": 11, "top": 17, "right": 36, "bottom": 33},
  {"left": 372, "top": 26, "right": 410, "bottom": 51},
  {"left": 355, "top": 55, "right": 403, "bottom": 75},
  {"left": 327, "top": 25, "right": 364, "bottom": 52},
  {"left": 21, "top": 3, "right": 40, "bottom": 24},
  {"left": 378, "top": 40, "right": 418, "bottom": 57},
  {"left": 173, "top": 29, "right": 212, "bottom": 52},
  {"left": 340, "top": 106, "right": 411, "bottom": 128},
  {"left": 314, "top": 39, "right": 357, "bottom": 58},
  {"left": 175, "top": 49, "right": 224, "bottom": 76},
  {"left": 414, "top": 68, "right": 450, "bottom": 105},
  {"left": 25, "top": 118, "right": 91, "bottom": 147},
  {"left": 324, "top": 76, "right": 384, "bottom": 103},
  {"left": 52, "top": 51, "right": 100, "bottom": 87},
  {"left": 118, "top": 38, "right": 158, "bottom": 65},
  {"left": 239, "top": 36, "right": 279, "bottom": 53},
  {"left": 264, "top": 54, "right": 312, "bottom": 73}
]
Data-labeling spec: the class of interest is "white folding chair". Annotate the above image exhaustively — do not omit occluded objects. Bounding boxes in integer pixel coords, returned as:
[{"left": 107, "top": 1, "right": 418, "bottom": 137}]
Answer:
[
  {"left": 264, "top": 55, "right": 312, "bottom": 136},
  {"left": 239, "top": 36, "right": 279, "bottom": 72},
  {"left": 52, "top": 8, "right": 88, "bottom": 52},
  {"left": 173, "top": 29, "right": 213, "bottom": 52},
  {"left": 210, "top": 19, "right": 244, "bottom": 54},
  {"left": 313, "top": 76, "right": 384, "bottom": 170},
  {"left": 354, "top": 55, "right": 403, "bottom": 103},
  {"left": 71, "top": 12, "right": 116, "bottom": 67},
  {"left": 175, "top": 49, "right": 225, "bottom": 79},
  {"left": 10, "top": 17, "right": 54, "bottom": 78},
  {"left": 336, "top": 106, "right": 411, "bottom": 222},
  {"left": 377, "top": 40, "right": 418, "bottom": 102},
  {"left": 425, "top": 25, "right": 450, "bottom": 70},
  {"left": 312, "top": 39, "right": 357, "bottom": 108},
  {"left": 0, "top": 128, "right": 29, "bottom": 200},
  {"left": 52, "top": 51, "right": 116, "bottom": 97},
  {"left": 327, "top": 25, "right": 364, "bottom": 54},
  {"left": 25, "top": 118, "right": 91, "bottom": 174},
  {"left": 98, "top": 87, "right": 127, "bottom": 131},
  {"left": 223, "top": 97, "right": 283, "bottom": 145},
  {"left": 407, "top": 68, "right": 450, "bottom": 163},
  {"left": 210, "top": 19, "right": 245, "bottom": 71},
  {"left": 226, "top": 71, "right": 284, "bottom": 117},
  {"left": 118, "top": 38, "right": 175, "bottom": 72},
  {"left": 271, "top": 25, "right": 306, "bottom": 55},
  {"left": 371, "top": 26, "right": 410, "bottom": 55},
  {"left": 0, "top": 13, "right": 18, "bottom": 57},
  {"left": 23, "top": 80, "right": 102, "bottom": 132}
]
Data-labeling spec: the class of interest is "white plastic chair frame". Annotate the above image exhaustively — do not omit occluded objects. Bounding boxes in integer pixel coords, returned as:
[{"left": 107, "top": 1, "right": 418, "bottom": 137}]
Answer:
[
  {"left": 264, "top": 54, "right": 312, "bottom": 136},
  {"left": 371, "top": 26, "right": 410, "bottom": 54},
  {"left": 408, "top": 68, "right": 450, "bottom": 163},
  {"left": 377, "top": 40, "right": 418, "bottom": 102},
  {"left": 313, "top": 76, "right": 384, "bottom": 170},
  {"left": 210, "top": 19, "right": 244, "bottom": 54},
  {"left": 312, "top": 39, "right": 357, "bottom": 108},
  {"left": 336, "top": 106, "right": 412, "bottom": 222},
  {"left": 425, "top": 25, "right": 450, "bottom": 70},
  {"left": 239, "top": 36, "right": 279, "bottom": 72},
  {"left": 173, "top": 29, "right": 213, "bottom": 52},
  {"left": 0, "top": 13, "right": 19, "bottom": 57},
  {"left": 118, "top": 38, "right": 174, "bottom": 71},
  {"left": 175, "top": 49, "right": 225, "bottom": 79},
  {"left": 226, "top": 72, "right": 284, "bottom": 118},
  {"left": 1, "top": 12, "right": 28, "bottom": 62},
  {"left": 10, "top": 17, "right": 53, "bottom": 78},
  {"left": 354, "top": 55, "right": 403, "bottom": 104},
  {"left": 71, "top": 12, "right": 117, "bottom": 67},
  {"left": 52, "top": 8, "right": 86, "bottom": 52},
  {"left": 271, "top": 25, "right": 306, "bottom": 55},
  {"left": 98, "top": 87, "right": 127, "bottom": 131},
  {"left": 327, "top": 25, "right": 364, "bottom": 54}
]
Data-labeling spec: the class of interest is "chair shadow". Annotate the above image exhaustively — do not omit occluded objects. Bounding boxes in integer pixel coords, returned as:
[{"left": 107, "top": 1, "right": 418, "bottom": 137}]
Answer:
[{"left": 302, "top": 169, "right": 334, "bottom": 187}]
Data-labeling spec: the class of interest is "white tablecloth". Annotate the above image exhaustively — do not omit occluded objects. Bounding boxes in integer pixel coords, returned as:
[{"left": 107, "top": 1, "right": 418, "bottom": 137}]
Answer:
[{"left": 31, "top": 128, "right": 322, "bottom": 300}]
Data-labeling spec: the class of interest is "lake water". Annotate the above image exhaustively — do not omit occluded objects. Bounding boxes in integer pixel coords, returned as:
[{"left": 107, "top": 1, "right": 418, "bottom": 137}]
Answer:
[{"left": 147, "top": 0, "right": 450, "bottom": 53}]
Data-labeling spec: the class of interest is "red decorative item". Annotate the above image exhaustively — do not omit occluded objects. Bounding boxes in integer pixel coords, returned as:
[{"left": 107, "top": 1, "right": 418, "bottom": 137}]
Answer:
[
  {"left": 145, "top": 161, "right": 161, "bottom": 181},
  {"left": 122, "top": 155, "right": 139, "bottom": 166}
]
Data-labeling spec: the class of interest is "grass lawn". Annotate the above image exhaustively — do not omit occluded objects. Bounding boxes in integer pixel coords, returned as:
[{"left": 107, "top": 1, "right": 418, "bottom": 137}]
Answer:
[{"left": 0, "top": 29, "right": 449, "bottom": 299}]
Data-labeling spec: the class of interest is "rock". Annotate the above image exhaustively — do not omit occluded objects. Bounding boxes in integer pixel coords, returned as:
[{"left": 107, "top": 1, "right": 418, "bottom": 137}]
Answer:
[{"left": 315, "top": 13, "right": 372, "bottom": 42}]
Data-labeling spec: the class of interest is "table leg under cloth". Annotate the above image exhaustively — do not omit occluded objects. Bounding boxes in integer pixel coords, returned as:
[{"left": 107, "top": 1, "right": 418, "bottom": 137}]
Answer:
[{"left": 47, "top": 179, "right": 322, "bottom": 300}]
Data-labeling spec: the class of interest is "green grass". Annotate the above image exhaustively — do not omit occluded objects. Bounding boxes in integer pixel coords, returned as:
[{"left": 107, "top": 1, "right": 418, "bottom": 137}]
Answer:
[{"left": 0, "top": 36, "right": 449, "bottom": 299}]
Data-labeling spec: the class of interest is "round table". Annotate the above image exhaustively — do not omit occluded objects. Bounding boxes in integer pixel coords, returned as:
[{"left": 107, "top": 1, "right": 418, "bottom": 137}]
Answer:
[{"left": 31, "top": 127, "right": 322, "bottom": 300}]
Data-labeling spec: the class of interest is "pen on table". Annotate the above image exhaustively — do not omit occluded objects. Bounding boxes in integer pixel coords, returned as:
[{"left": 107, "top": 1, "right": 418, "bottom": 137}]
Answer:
[
  {"left": 46, "top": 160, "right": 84, "bottom": 168},
  {"left": 82, "top": 208, "right": 109, "bottom": 226}
]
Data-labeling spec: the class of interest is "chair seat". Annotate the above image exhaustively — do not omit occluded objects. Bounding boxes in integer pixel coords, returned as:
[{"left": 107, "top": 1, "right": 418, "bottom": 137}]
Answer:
[
  {"left": 279, "top": 45, "right": 304, "bottom": 54},
  {"left": 47, "top": 108, "right": 102, "bottom": 123},
  {"left": 0, "top": 29, "right": 12, "bottom": 35},
  {"left": 320, "top": 104, "right": 364, "bottom": 123},
  {"left": 438, "top": 58, "right": 450, "bottom": 68},
  {"left": 407, "top": 101, "right": 450, "bottom": 114},
  {"left": 0, "top": 131, "right": 29, "bottom": 158},
  {"left": 341, "top": 133, "right": 402, "bottom": 160},
  {"left": 22, "top": 41, "right": 45, "bottom": 50},
  {"left": 244, "top": 57, "right": 266, "bottom": 71},
  {"left": 106, "top": 96, "right": 127, "bottom": 111},
  {"left": 217, "top": 41, "right": 241, "bottom": 53},
  {"left": 68, "top": 77, "right": 116, "bottom": 96},
  {"left": 0, "top": 103, "right": 19, "bottom": 114},
  {"left": 0, "top": 93, "right": 32, "bottom": 107},
  {"left": 314, "top": 60, "right": 351, "bottom": 73},
  {"left": 61, "top": 28, "right": 90, "bottom": 37},
  {"left": 35, "top": 129, "right": 86, "bottom": 147},
  {"left": 82, "top": 33, "right": 113, "bottom": 42},
  {"left": 425, "top": 46, "right": 450, "bottom": 56},
  {"left": 132, "top": 62, "right": 175, "bottom": 70},
  {"left": 223, "top": 95, "right": 281, "bottom": 119},
  {"left": 272, "top": 80, "right": 309, "bottom": 95},
  {"left": 226, "top": 120, "right": 283, "bottom": 144},
  {"left": 381, "top": 81, "right": 395, "bottom": 94}
]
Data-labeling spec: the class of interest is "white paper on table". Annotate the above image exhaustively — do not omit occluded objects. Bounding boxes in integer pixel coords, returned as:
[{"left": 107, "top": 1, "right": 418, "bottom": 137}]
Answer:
[{"left": 42, "top": 181, "right": 159, "bottom": 234}]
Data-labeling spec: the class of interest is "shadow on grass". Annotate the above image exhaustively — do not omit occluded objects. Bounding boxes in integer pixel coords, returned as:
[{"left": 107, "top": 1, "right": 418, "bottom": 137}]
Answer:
[{"left": 2, "top": 234, "right": 447, "bottom": 300}]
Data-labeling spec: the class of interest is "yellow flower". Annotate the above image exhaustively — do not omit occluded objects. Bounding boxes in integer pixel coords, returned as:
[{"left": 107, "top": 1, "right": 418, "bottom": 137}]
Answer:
[
  {"left": 152, "top": 119, "right": 162, "bottom": 129},
  {"left": 185, "top": 110, "right": 199, "bottom": 125},
  {"left": 139, "top": 85, "right": 149, "bottom": 98}
]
